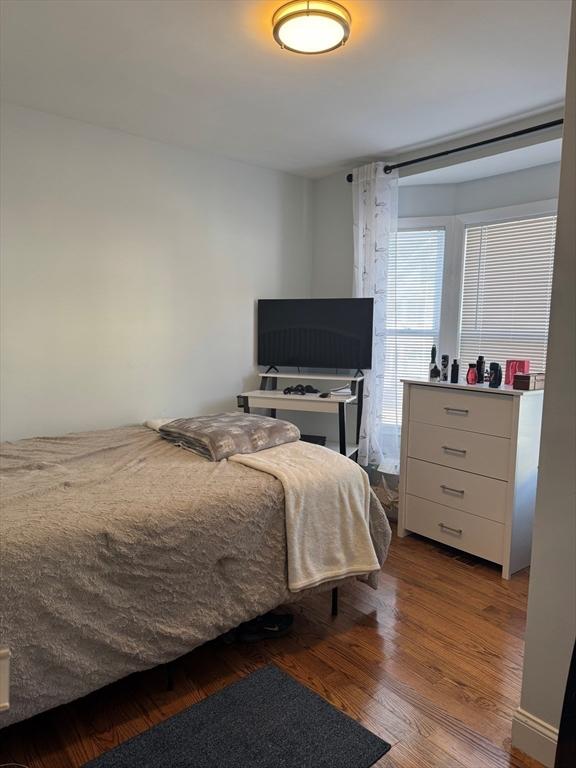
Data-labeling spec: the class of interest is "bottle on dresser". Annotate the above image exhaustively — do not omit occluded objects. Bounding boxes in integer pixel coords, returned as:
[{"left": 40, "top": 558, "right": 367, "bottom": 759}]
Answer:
[
  {"left": 466, "top": 363, "right": 478, "bottom": 385},
  {"left": 429, "top": 345, "right": 441, "bottom": 382},
  {"left": 441, "top": 355, "right": 449, "bottom": 382},
  {"left": 476, "top": 355, "right": 486, "bottom": 384},
  {"left": 489, "top": 362, "right": 503, "bottom": 388},
  {"left": 450, "top": 359, "right": 459, "bottom": 383}
]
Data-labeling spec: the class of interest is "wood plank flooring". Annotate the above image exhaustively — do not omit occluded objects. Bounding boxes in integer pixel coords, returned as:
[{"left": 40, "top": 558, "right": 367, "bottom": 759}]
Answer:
[{"left": 0, "top": 527, "right": 545, "bottom": 768}]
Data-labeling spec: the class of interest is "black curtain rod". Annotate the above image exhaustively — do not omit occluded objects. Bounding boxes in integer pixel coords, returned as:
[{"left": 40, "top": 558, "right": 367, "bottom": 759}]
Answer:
[{"left": 345, "top": 118, "right": 564, "bottom": 182}]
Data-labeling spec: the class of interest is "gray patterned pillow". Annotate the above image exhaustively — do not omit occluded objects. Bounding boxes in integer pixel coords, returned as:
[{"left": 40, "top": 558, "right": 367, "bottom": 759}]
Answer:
[{"left": 159, "top": 413, "right": 300, "bottom": 461}]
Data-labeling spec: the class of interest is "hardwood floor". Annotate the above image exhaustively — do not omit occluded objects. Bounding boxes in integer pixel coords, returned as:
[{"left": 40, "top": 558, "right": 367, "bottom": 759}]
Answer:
[{"left": 0, "top": 527, "right": 545, "bottom": 768}]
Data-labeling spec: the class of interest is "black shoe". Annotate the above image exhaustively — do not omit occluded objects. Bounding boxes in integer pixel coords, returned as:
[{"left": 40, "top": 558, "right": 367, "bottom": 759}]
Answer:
[{"left": 237, "top": 612, "right": 294, "bottom": 643}]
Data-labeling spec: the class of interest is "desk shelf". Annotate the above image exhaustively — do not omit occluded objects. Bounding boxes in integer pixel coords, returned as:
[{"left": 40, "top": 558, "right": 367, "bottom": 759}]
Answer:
[
  {"left": 240, "top": 390, "right": 355, "bottom": 412},
  {"left": 239, "top": 374, "right": 363, "bottom": 460}
]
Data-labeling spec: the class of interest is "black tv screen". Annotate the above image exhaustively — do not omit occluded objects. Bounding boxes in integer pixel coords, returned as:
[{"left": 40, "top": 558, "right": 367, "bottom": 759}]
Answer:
[{"left": 257, "top": 298, "right": 373, "bottom": 370}]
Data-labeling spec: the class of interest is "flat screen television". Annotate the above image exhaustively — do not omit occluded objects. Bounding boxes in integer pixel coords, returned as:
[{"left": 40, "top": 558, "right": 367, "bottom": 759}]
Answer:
[{"left": 257, "top": 298, "right": 373, "bottom": 370}]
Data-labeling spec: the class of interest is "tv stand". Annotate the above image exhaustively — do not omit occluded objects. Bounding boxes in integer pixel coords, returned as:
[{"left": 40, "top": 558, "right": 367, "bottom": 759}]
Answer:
[{"left": 239, "top": 371, "right": 365, "bottom": 460}]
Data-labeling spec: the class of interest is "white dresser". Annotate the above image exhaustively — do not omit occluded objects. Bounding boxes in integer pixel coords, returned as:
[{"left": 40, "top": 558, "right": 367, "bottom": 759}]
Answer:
[{"left": 398, "top": 380, "right": 544, "bottom": 578}]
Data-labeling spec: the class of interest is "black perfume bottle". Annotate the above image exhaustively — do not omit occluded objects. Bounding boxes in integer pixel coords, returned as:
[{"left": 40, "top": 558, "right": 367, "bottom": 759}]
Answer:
[
  {"left": 489, "top": 362, "right": 503, "bottom": 388},
  {"left": 476, "top": 355, "right": 485, "bottom": 384},
  {"left": 450, "top": 359, "right": 459, "bottom": 384},
  {"left": 429, "top": 345, "right": 441, "bottom": 382}
]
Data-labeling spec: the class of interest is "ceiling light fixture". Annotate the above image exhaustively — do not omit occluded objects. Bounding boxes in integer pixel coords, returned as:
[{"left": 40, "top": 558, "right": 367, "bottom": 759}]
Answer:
[{"left": 272, "top": 1, "right": 351, "bottom": 55}]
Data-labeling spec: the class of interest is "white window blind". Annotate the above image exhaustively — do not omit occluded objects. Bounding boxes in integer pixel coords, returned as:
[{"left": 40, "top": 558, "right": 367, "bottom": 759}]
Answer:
[
  {"left": 459, "top": 215, "right": 556, "bottom": 379},
  {"left": 380, "top": 228, "right": 445, "bottom": 424}
]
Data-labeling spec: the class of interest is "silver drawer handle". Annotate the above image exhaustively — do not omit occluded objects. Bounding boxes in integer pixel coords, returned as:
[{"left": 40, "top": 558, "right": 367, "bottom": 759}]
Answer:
[
  {"left": 439, "top": 522, "right": 463, "bottom": 535},
  {"left": 440, "top": 484, "right": 465, "bottom": 496},
  {"left": 444, "top": 407, "right": 469, "bottom": 415},
  {"left": 442, "top": 445, "right": 467, "bottom": 455}
]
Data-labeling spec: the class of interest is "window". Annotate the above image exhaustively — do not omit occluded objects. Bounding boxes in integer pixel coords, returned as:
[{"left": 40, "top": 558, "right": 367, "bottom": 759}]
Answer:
[
  {"left": 380, "top": 228, "right": 445, "bottom": 424},
  {"left": 459, "top": 215, "right": 557, "bottom": 379}
]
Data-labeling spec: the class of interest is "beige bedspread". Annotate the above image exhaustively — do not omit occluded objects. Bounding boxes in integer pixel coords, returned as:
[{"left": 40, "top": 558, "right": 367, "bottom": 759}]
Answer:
[{"left": 0, "top": 426, "right": 391, "bottom": 727}]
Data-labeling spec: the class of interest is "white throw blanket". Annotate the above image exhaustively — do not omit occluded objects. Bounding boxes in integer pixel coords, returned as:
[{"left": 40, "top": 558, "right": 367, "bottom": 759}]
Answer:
[{"left": 230, "top": 441, "right": 381, "bottom": 591}]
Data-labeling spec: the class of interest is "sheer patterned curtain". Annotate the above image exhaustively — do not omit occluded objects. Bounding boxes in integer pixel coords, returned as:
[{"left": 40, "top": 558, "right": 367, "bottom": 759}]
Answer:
[{"left": 352, "top": 163, "right": 399, "bottom": 472}]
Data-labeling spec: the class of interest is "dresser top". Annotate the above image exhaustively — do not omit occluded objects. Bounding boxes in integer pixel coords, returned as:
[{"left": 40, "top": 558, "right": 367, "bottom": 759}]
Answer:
[{"left": 401, "top": 379, "right": 543, "bottom": 397}]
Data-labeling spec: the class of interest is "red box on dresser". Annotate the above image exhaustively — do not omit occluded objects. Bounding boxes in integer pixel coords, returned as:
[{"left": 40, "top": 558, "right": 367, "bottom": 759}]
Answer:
[{"left": 505, "top": 359, "right": 530, "bottom": 385}]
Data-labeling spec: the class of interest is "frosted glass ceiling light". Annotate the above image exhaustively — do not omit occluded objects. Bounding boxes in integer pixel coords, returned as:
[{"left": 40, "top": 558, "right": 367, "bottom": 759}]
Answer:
[{"left": 272, "top": 1, "right": 351, "bottom": 54}]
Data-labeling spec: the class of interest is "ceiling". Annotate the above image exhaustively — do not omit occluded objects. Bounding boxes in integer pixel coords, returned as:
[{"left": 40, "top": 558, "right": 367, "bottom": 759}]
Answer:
[
  {"left": 0, "top": 0, "right": 571, "bottom": 178},
  {"left": 400, "top": 139, "right": 563, "bottom": 186}
]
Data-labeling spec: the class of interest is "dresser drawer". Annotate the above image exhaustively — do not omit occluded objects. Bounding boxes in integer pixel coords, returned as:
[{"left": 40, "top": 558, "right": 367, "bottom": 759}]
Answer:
[
  {"left": 406, "top": 458, "right": 508, "bottom": 523},
  {"left": 409, "top": 385, "right": 513, "bottom": 438},
  {"left": 405, "top": 494, "right": 504, "bottom": 564},
  {"left": 408, "top": 421, "right": 510, "bottom": 480}
]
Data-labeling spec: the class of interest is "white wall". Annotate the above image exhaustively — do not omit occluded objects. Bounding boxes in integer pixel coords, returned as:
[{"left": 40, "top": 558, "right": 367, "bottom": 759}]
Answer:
[
  {"left": 512, "top": 4, "right": 576, "bottom": 766},
  {"left": 311, "top": 172, "right": 354, "bottom": 298},
  {"left": 311, "top": 162, "right": 561, "bottom": 297},
  {"left": 0, "top": 103, "right": 312, "bottom": 441},
  {"left": 399, "top": 162, "right": 561, "bottom": 217}
]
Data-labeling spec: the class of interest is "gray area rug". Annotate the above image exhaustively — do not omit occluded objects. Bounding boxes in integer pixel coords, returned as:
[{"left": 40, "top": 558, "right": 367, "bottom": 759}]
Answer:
[{"left": 84, "top": 665, "right": 391, "bottom": 767}]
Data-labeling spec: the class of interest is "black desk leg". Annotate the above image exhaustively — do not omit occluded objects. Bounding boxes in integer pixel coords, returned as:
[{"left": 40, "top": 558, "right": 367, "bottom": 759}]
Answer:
[
  {"left": 356, "top": 378, "right": 364, "bottom": 445},
  {"left": 338, "top": 402, "right": 347, "bottom": 455},
  {"left": 243, "top": 399, "right": 251, "bottom": 414},
  {"left": 270, "top": 377, "right": 277, "bottom": 417},
  {"left": 331, "top": 587, "right": 339, "bottom": 616}
]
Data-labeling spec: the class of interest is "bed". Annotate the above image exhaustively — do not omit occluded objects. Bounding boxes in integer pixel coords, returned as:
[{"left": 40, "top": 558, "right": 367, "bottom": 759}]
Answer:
[{"left": 0, "top": 425, "right": 391, "bottom": 727}]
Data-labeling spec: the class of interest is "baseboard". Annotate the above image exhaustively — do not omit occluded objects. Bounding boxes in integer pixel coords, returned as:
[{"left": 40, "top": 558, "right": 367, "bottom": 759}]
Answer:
[{"left": 512, "top": 707, "right": 559, "bottom": 768}]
